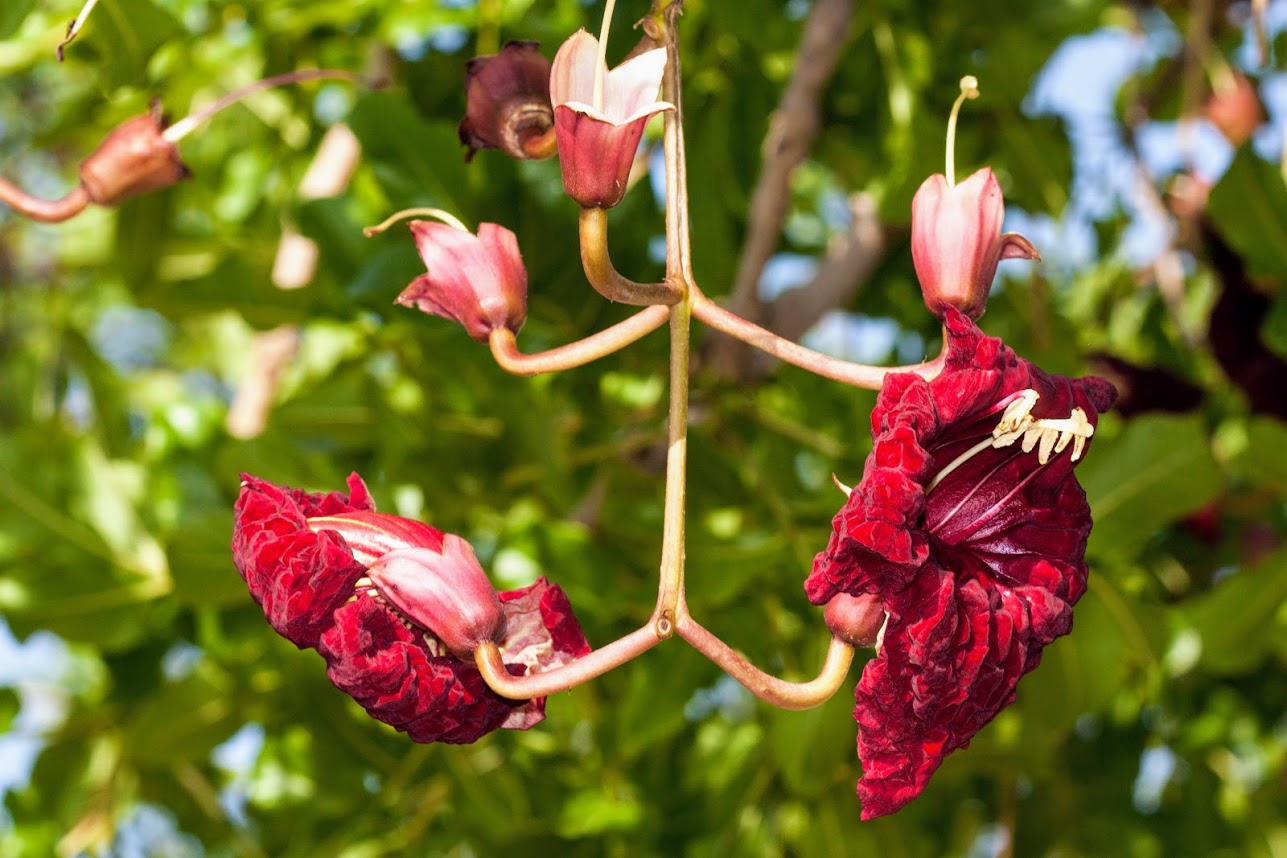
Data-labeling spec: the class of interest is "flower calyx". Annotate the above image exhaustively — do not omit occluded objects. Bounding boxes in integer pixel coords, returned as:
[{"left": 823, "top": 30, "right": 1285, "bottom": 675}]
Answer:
[
  {"left": 824, "top": 592, "right": 888, "bottom": 650},
  {"left": 78, "top": 102, "right": 190, "bottom": 206},
  {"left": 549, "top": 29, "right": 673, "bottom": 209},
  {"left": 394, "top": 217, "right": 528, "bottom": 342}
]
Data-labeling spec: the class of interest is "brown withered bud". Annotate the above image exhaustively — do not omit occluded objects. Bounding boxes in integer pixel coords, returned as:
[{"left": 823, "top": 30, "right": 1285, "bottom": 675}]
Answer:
[
  {"left": 458, "top": 41, "right": 557, "bottom": 162},
  {"left": 77, "top": 102, "right": 190, "bottom": 206}
]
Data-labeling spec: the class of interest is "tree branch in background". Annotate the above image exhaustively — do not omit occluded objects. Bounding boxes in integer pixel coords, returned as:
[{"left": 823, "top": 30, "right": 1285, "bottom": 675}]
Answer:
[
  {"left": 743, "top": 192, "right": 884, "bottom": 379},
  {"left": 705, "top": 0, "right": 855, "bottom": 380},
  {"left": 225, "top": 326, "right": 301, "bottom": 439}
]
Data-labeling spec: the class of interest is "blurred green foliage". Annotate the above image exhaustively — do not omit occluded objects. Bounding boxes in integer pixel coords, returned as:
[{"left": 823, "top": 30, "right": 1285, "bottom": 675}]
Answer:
[{"left": 2, "top": 0, "right": 1286, "bottom": 856}]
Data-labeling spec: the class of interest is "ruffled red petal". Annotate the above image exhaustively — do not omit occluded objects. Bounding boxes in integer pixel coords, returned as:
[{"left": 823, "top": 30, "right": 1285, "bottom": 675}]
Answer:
[{"left": 805, "top": 309, "right": 1116, "bottom": 819}]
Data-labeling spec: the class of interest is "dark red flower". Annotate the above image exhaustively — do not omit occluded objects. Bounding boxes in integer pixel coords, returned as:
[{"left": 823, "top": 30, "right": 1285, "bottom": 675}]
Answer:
[
  {"left": 232, "top": 473, "right": 591, "bottom": 744},
  {"left": 805, "top": 309, "right": 1116, "bottom": 820},
  {"left": 458, "top": 41, "right": 558, "bottom": 162}
]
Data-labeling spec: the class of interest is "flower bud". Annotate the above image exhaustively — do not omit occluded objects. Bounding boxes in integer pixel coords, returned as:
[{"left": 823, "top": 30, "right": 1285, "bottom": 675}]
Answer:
[
  {"left": 306, "top": 510, "right": 444, "bottom": 565},
  {"left": 458, "top": 41, "right": 558, "bottom": 162},
  {"left": 910, "top": 167, "right": 1038, "bottom": 320},
  {"left": 824, "top": 592, "right": 887, "bottom": 649},
  {"left": 396, "top": 221, "right": 528, "bottom": 341},
  {"left": 77, "top": 104, "right": 190, "bottom": 206},
  {"left": 549, "top": 29, "right": 673, "bottom": 209},
  {"left": 1206, "top": 73, "right": 1263, "bottom": 147},
  {"left": 366, "top": 537, "right": 507, "bottom": 658}
]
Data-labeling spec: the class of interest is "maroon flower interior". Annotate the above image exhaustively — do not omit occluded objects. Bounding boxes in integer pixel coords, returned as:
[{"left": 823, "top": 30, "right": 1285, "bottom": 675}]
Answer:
[
  {"left": 806, "top": 309, "right": 1116, "bottom": 819},
  {"left": 232, "top": 473, "right": 591, "bottom": 744}
]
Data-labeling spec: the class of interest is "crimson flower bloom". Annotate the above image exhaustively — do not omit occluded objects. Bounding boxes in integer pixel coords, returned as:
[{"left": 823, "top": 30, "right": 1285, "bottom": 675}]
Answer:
[
  {"left": 458, "top": 41, "right": 558, "bottom": 162},
  {"left": 910, "top": 167, "right": 1038, "bottom": 321},
  {"left": 549, "top": 29, "right": 673, "bottom": 208},
  {"left": 806, "top": 308, "right": 1116, "bottom": 819},
  {"left": 232, "top": 473, "right": 591, "bottom": 744},
  {"left": 396, "top": 221, "right": 528, "bottom": 342}
]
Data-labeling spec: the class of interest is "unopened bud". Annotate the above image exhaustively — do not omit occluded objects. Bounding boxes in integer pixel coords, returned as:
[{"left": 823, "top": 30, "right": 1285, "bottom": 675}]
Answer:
[
  {"left": 824, "top": 592, "right": 887, "bottom": 649},
  {"left": 367, "top": 538, "right": 506, "bottom": 658},
  {"left": 77, "top": 104, "right": 189, "bottom": 206}
]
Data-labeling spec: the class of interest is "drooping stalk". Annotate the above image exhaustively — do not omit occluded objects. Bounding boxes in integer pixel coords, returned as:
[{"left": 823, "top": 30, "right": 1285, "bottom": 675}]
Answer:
[
  {"left": 691, "top": 291, "right": 947, "bottom": 388},
  {"left": 488, "top": 306, "right": 671, "bottom": 375},
  {"left": 579, "top": 208, "right": 683, "bottom": 305},
  {"left": 473, "top": 624, "right": 662, "bottom": 699},
  {"left": 0, "top": 178, "right": 90, "bottom": 223},
  {"left": 163, "top": 69, "right": 357, "bottom": 143},
  {"left": 363, "top": 207, "right": 471, "bottom": 237},
  {"left": 678, "top": 620, "right": 855, "bottom": 710},
  {"left": 57, "top": 0, "right": 101, "bottom": 60}
]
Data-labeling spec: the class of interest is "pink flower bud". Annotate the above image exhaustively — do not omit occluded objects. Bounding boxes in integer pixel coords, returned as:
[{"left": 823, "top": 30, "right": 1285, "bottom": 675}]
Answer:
[
  {"left": 823, "top": 592, "right": 887, "bottom": 648},
  {"left": 458, "top": 41, "right": 558, "bottom": 162},
  {"left": 910, "top": 167, "right": 1038, "bottom": 321},
  {"left": 1206, "top": 74, "right": 1263, "bottom": 147},
  {"left": 549, "top": 29, "right": 673, "bottom": 209},
  {"left": 366, "top": 538, "right": 506, "bottom": 658},
  {"left": 305, "top": 510, "right": 444, "bottom": 565},
  {"left": 396, "top": 221, "right": 528, "bottom": 341}
]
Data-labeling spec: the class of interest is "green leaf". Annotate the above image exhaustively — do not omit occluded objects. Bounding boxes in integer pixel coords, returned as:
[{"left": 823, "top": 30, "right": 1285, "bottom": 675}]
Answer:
[
  {"left": 1181, "top": 546, "right": 1287, "bottom": 675},
  {"left": 0, "top": 0, "right": 35, "bottom": 39},
  {"left": 0, "top": 688, "right": 18, "bottom": 733},
  {"left": 1206, "top": 148, "right": 1287, "bottom": 281},
  {"left": 557, "top": 788, "right": 643, "bottom": 838},
  {"left": 74, "top": 0, "right": 181, "bottom": 90},
  {"left": 1080, "top": 414, "right": 1221, "bottom": 560},
  {"left": 1230, "top": 416, "right": 1287, "bottom": 491}
]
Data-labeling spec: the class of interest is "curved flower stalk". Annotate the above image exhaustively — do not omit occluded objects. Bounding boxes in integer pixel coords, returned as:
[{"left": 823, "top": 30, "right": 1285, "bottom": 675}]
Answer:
[
  {"left": 0, "top": 70, "right": 354, "bottom": 224},
  {"left": 550, "top": 29, "right": 673, "bottom": 208},
  {"left": 805, "top": 308, "right": 1116, "bottom": 819},
  {"left": 232, "top": 474, "right": 591, "bottom": 743}
]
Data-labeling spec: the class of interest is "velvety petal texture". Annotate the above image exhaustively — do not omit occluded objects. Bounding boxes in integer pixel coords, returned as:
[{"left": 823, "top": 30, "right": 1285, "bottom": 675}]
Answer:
[
  {"left": 805, "top": 309, "right": 1116, "bottom": 819},
  {"left": 232, "top": 473, "right": 592, "bottom": 744},
  {"left": 548, "top": 29, "right": 673, "bottom": 208},
  {"left": 396, "top": 221, "right": 528, "bottom": 342}
]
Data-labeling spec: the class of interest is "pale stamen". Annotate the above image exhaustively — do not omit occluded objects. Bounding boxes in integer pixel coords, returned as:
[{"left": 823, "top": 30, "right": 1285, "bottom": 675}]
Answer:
[
  {"left": 927, "top": 389, "right": 1094, "bottom": 497},
  {"left": 944, "top": 75, "right": 979, "bottom": 187},
  {"left": 593, "top": 0, "right": 620, "bottom": 113}
]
